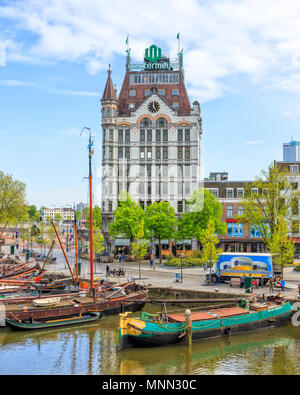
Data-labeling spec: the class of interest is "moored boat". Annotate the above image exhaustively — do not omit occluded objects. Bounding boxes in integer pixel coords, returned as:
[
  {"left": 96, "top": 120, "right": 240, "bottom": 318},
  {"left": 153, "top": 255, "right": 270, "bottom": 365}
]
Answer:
[
  {"left": 6, "top": 311, "right": 101, "bottom": 331},
  {"left": 3, "top": 282, "right": 147, "bottom": 326},
  {"left": 35, "top": 280, "right": 67, "bottom": 292},
  {"left": 118, "top": 297, "right": 293, "bottom": 350},
  {"left": 32, "top": 296, "right": 61, "bottom": 307}
]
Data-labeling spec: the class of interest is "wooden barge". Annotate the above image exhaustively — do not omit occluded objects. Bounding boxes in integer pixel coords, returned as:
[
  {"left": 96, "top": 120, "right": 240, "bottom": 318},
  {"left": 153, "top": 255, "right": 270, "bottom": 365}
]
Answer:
[
  {"left": 3, "top": 283, "right": 148, "bottom": 326},
  {"left": 118, "top": 297, "right": 293, "bottom": 350}
]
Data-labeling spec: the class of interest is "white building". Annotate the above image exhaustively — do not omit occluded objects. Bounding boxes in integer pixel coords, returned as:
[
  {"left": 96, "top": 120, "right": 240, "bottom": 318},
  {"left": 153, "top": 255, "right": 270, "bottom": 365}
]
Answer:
[
  {"left": 43, "top": 207, "right": 75, "bottom": 221},
  {"left": 101, "top": 44, "right": 202, "bottom": 247}
]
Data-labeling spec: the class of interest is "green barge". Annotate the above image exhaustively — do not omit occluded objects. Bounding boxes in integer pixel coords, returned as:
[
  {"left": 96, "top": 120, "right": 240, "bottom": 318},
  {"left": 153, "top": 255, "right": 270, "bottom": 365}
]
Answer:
[{"left": 118, "top": 299, "right": 293, "bottom": 350}]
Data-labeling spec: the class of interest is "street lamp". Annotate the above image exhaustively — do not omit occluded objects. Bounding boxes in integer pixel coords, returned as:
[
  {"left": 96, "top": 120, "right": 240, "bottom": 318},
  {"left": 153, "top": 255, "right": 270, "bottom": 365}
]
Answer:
[
  {"left": 64, "top": 204, "right": 75, "bottom": 252},
  {"left": 180, "top": 253, "right": 183, "bottom": 282}
]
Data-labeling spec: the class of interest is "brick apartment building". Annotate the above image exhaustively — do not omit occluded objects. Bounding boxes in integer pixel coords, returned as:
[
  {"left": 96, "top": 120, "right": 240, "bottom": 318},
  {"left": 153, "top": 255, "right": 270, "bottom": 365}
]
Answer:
[{"left": 204, "top": 173, "right": 266, "bottom": 253}]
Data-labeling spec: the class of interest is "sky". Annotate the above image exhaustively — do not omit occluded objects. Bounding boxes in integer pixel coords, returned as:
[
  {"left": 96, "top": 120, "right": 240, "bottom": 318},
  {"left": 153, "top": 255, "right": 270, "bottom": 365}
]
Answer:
[{"left": 1, "top": 0, "right": 300, "bottom": 209}]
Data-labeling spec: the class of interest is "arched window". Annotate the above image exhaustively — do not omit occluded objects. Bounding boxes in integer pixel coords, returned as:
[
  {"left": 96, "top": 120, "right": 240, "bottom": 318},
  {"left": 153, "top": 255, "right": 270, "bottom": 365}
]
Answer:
[
  {"left": 141, "top": 118, "right": 151, "bottom": 126},
  {"left": 156, "top": 117, "right": 167, "bottom": 127}
]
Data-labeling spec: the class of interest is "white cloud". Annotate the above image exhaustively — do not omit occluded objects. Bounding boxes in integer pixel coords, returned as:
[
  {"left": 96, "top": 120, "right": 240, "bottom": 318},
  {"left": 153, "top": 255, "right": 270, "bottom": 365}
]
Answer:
[
  {"left": 2, "top": 0, "right": 300, "bottom": 101},
  {"left": 0, "top": 79, "right": 36, "bottom": 86},
  {"left": 245, "top": 140, "right": 264, "bottom": 145},
  {"left": 282, "top": 110, "right": 293, "bottom": 117},
  {"left": 49, "top": 88, "right": 99, "bottom": 96},
  {"left": 58, "top": 126, "right": 81, "bottom": 137}
]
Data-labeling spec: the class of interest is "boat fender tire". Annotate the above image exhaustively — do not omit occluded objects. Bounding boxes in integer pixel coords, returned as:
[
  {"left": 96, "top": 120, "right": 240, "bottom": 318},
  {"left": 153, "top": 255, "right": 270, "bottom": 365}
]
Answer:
[{"left": 224, "top": 327, "right": 231, "bottom": 335}]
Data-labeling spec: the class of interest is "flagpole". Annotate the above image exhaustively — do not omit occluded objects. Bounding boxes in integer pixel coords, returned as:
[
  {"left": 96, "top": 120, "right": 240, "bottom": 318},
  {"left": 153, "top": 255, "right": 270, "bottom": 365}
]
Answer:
[{"left": 177, "top": 33, "right": 180, "bottom": 55}]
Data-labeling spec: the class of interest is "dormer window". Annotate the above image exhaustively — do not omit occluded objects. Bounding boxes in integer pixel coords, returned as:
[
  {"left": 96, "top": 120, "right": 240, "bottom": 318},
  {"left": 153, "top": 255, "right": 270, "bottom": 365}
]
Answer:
[
  {"left": 158, "top": 89, "right": 165, "bottom": 96},
  {"left": 128, "top": 103, "right": 135, "bottom": 111},
  {"left": 129, "top": 90, "right": 136, "bottom": 97}
]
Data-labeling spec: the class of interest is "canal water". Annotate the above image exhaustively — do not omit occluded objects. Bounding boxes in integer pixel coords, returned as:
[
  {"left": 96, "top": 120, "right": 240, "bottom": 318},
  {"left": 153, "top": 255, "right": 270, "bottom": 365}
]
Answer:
[{"left": 0, "top": 304, "right": 300, "bottom": 375}]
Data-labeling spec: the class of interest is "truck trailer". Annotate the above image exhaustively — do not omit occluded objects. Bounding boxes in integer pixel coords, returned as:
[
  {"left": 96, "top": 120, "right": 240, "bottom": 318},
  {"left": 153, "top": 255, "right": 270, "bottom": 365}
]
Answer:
[{"left": 206, "top": 252, "right": 282, "bottom": 284}]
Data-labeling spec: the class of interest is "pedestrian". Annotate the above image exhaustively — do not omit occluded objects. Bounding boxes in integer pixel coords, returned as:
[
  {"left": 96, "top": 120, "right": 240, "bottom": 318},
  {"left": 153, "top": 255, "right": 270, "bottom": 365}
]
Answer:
[
  {"left": 150, "top": 253, "right": 153, "bottom": 268},
  {"left": 259, "top": 277, "right": 264, "bottom": 288},
  {"left": 106, "top": 264, "right": 110, "bottom": 277},
  {"left": 118, "top": 252, "right": 122, "bottom": 264},
  {"left": 122, "top": 253, "right": 125, "bottom": 264},
  {"left": 298, "top": 283, "right": 300, "bottom": 297},
  {"left": 269, "top": 278, "right": 274, "bottom": 293},
  {"left": 280, "top": 278, "right": 285, "bottom": 292},
  {"left": 204, "top": 262, "right": 207, "bottom": 272}
]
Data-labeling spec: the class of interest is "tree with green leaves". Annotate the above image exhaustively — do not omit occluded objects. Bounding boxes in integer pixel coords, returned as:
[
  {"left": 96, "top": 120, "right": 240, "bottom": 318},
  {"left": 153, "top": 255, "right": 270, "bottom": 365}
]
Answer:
[
  {"left": 35, "top": 222, "right": 47, "bottom": 254},
  {"left": 240, "top": 163, "right": 300, "bottom": 245},
  {"left": 27, "top": 205, "right": 37, "bottom": 218},
  {"left": 267, "top": 215, "right": 294, "bottom": 280},
  {"left": 85, "top": 205, "right": 102, "bottom": 229},
  {"left": 76, "top": 210, "right": 82, "bottom": 221},
  {"left": 54, "top": 213, "right": 63, "bottom": 222},
  {"left": 93, "top": 226, "right": 105, "bottom": 260},
  {"left": 177, "top": 188, "right": 226, "bottom": 244},
  {"left": 131, "top": 219, "right": 149, "bottom": 279},
  {"left": 109, "top": 192, "right": 144, "bottom": 243},
  {"left": 0, "top": 171, "right": 27, "bottom": 224},
  {"left": 144, "top": 201, "right": 177, "bottom": 264},
  {"left": 200, "top": 218, "right": 223, "bottom": 284}
]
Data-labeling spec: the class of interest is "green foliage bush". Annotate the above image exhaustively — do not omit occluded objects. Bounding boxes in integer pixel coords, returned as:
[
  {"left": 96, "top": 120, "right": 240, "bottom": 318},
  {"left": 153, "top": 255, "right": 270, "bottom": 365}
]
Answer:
[
  {"left": 164, "top": 257, "right": 203, "bottom": 267},
  {"left": 294, "top": 264, "right": 300, "bottom": 272}
]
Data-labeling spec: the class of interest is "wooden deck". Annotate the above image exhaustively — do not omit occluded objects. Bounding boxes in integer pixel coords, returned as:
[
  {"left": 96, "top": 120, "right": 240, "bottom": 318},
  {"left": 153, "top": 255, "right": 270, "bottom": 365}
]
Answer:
[{"left": 168, "top": 306, "right": 250, "bottom": 322}]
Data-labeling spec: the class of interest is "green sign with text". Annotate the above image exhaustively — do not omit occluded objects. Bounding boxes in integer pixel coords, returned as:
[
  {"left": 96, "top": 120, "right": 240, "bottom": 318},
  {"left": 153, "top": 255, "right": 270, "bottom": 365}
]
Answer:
[{"left": 144, "top": 44, "right": 171, "bottom": 70}]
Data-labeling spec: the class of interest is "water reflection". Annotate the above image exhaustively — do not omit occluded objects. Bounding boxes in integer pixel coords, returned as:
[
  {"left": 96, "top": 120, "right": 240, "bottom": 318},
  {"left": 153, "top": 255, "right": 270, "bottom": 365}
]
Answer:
[{"left": 0, "top": 309, "right": 299, "bottom": 375}]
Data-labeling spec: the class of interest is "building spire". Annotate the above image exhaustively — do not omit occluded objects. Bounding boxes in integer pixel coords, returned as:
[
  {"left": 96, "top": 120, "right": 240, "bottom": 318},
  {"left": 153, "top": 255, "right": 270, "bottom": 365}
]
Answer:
[{"left": 102, "top": 65, "right": 117, "bottom": 101}]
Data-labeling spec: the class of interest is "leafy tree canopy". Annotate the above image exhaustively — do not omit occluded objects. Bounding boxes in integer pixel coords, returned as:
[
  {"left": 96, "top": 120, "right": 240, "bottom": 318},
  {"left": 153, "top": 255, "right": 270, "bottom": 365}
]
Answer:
[
  {"left": 200, "top": 218, "right": 223, "bottom": 284},
  {"left": 240, "top": 163, "right": 300, "bottom": 244},
  {"left": 177, "top": 188, "right": 226, "bottom": 241},
  {"left": 85, "top": 205, "right": 102, "bottom": 229},
  {"left": 144, "top": 201, "right": 177, "bottom": 241},
  {"left": 0, "top": 171, "right": 27, "bottom": 223},
  {"left": 267, "top": 215, "right": 295, "bottom": 279},
  {"left": 109, "top": 192, "right": 144, "bottom": 242},
  {"left": 144, "top": 201, "right": 177, "bottom": 264}
]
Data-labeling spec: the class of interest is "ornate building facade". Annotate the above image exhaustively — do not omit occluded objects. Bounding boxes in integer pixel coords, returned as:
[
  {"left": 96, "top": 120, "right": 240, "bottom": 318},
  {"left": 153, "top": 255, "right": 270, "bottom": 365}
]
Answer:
[{"left": 101, "top": 44, "right": 202, "bottom": 249}]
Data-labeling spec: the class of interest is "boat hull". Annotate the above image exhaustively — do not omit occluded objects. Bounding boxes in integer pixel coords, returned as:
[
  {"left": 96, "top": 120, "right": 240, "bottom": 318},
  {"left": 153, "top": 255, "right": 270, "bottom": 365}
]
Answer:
[
  {"left": 6, "top": 312, "right": 101, "bottom": 331},
  {"left": 118, "top": 302, "right": 293, "bottom": 350},
  {"left": 3, "top": 289, "right": 148, "bottom": 326}
]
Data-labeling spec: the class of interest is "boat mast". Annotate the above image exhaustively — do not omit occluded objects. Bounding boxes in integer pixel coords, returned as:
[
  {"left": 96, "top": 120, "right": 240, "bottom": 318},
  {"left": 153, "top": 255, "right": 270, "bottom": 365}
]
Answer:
[
  {"left": 73, "top": 205, "right": 79, "bottom": 286},
  {"left": 82, "top": 127, "right": 94, "bottom": 292},
  {"left": 88, "top": 131, "right": 94, "bottom": 291}
]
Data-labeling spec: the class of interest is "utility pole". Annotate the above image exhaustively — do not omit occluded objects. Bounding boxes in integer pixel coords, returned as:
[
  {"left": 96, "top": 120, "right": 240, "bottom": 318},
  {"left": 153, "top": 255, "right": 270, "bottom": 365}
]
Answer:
[
  {"left": 152, "top": 229, "right": 155, "bottom": 271},
  {"left": 16, "top": 207, "right": 19, "bottom": 250}
]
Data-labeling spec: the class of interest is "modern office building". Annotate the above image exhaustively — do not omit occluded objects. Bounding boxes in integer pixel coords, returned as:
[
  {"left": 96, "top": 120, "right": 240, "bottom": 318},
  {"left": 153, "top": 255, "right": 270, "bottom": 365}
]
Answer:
[
  {"left": 283, "top": 140, "right": 300, "bottom": 162},
  {"left": 76, "top": 202, "right": 88, "bottom": 212},
  {"left": 101, "top": 43, "right": 203, "bottom": 248}
]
